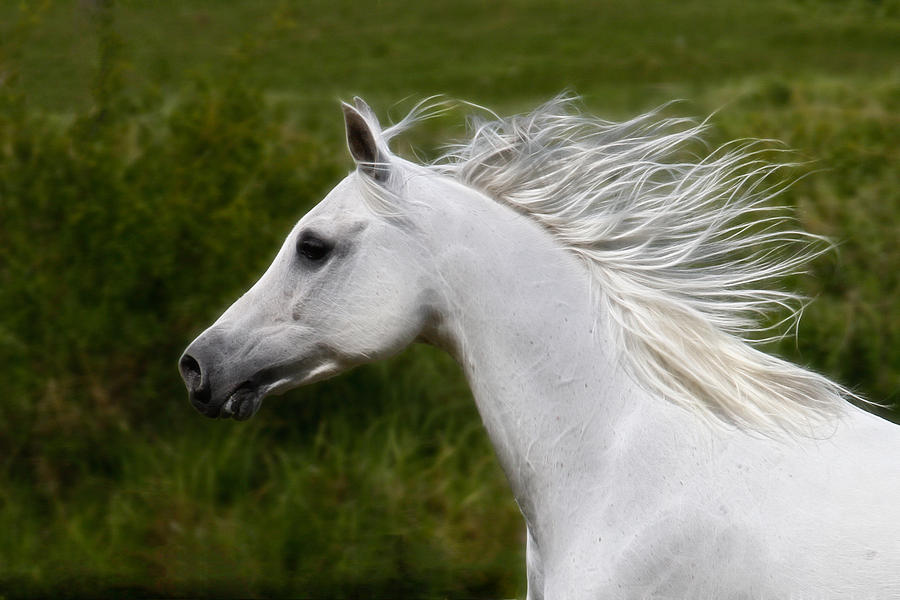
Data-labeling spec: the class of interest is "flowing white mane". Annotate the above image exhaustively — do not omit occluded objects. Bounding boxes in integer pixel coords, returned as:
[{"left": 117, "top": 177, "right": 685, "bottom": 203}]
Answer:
[{"left": 372, "top": 96, "right": 855, "bottom": 435}]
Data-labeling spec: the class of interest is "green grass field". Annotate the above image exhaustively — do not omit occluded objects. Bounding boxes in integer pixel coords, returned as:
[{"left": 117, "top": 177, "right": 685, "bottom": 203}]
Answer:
[{"left": 0, "top": 0, "right": 898, "bottom": 597}]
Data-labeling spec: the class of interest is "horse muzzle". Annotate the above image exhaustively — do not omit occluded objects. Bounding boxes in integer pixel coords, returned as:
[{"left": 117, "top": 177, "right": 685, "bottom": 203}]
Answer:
[{"left": 178, "top": 347, "right": 263, "bottom": 421}]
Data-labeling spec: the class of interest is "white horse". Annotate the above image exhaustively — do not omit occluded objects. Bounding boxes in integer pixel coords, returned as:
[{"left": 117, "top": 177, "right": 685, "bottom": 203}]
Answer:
[{"left": 180, "top": 96, "right": 900, "bottom": 599}]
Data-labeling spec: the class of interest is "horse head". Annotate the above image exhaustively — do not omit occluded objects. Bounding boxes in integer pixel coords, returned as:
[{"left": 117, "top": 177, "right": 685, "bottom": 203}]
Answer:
[{"left": 179, "top": 99, "right": 440, "bottom": 420}]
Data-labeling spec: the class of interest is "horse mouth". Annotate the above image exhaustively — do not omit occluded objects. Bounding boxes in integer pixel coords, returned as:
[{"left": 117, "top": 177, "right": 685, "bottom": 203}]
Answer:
[
  {"left": 189, "top": 381, "right": 263, "bottom": 421},
  {"left": 219, "top": 381, "right": 263, "bottom": 421}
]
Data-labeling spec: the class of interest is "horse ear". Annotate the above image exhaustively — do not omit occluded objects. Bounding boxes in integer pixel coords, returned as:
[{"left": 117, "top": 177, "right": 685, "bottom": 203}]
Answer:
[
  {"left": 353, "top": 96, "right": 381, "bottom": 129},
  {"left": 342, "top": 102, "right": 389, "bottom": 182}
]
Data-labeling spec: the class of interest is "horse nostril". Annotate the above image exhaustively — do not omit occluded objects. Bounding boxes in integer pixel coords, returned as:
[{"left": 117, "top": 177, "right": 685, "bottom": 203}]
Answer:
[
  {"left": 179, "top": 354, "right": 201, "bottom": 389},
  {"left": 179, "top": 354, "right": 210, "bottom": 404}
]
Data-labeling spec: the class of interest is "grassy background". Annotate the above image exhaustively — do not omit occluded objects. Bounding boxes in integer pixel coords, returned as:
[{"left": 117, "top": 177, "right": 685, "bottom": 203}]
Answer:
[{"left": 0, "top": 0, "right": 897, "bottom": 597}]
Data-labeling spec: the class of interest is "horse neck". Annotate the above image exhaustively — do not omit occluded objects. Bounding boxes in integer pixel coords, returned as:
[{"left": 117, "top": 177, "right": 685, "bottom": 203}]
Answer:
[{"left": 419, "top": 179, "right": 679, "bottom": 537}]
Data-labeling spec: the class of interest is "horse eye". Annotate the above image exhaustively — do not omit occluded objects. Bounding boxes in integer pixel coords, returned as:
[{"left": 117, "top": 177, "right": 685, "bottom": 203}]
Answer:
[{"left": 296, "top": 233, "right": 333, "bottom": 262}]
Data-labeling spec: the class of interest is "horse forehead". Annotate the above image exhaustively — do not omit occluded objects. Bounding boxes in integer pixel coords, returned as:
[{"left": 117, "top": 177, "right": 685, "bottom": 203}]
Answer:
[{"left": 304, "top": 175, "right": 368, "bottom": 220}]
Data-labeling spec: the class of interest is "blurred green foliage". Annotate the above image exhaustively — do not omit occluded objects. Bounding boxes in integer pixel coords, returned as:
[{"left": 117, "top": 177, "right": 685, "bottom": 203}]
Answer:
[{"left": 0, "top": 0, "right": 897, "bottom": 598}]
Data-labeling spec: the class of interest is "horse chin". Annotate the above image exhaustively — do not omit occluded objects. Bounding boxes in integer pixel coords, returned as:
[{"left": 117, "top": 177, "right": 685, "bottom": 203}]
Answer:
[
  {"left": 204, "top": 359, "right": 342, "bottom": 422},
  {"left": 219, "top": 383, "right": 263, "bottom": 421}
]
